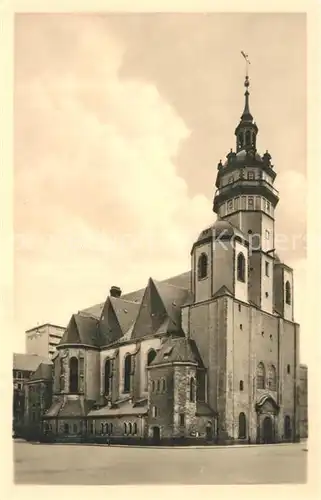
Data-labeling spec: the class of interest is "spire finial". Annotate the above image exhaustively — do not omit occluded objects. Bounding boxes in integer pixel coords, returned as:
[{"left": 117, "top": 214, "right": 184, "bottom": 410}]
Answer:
[
  {"left": 241, "top": 51, "right": 251, "bottom": 79},
  {"left": 240, "top": 51, "right": 253, "bottom": 122}
]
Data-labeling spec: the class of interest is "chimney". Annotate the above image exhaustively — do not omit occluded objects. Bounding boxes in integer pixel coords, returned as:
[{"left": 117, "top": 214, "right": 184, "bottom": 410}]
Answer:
[{"left": 110, "top": 286, "right": 122, "bottom": 298}]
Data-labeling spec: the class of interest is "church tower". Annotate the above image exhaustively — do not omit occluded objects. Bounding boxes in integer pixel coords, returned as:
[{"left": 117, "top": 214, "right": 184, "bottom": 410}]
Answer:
[{"left": 213, "top": 75, "right": 279, "bottom": 314}]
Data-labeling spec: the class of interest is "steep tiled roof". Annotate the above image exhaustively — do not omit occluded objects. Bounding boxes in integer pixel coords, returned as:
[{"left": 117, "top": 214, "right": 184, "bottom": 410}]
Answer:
[
  {"left": 44, "top": 399, "right": 63, "bottom": 417},
  {"left": 29, "top": 362, "right": 52, "bottom": 382},
  {"left": 44, "top": 398, "right": 96, "bottom": 418},
  {"left": 13, "top": 353, "right": 50, "bottom": 372},
  {"left": 150, "top": 337, "right": 204, "bottom": 366},
  {"left": 212, "top": 285, "right": 234, "bottom": 299},
  {"left": 98, "top": 297, "right": 140, "bottom": 347},
  {"left": 196, "top": 402, "right": 215, "bottom": 416},
  {"left": 98, "top": 298, "right": 123, "bottom": 346},
  {"left": 109, "top": 297, "right": 140, "bottom": 336},
  {"left": 59, "top": 399, "right": 85, "bottom": 417},
  {"left": 59, "top": 314, "right": 100, "bottom": 347},
  {"left": 80, "top": 271, "right": 191, "bottom": 319},
  {"left": 88, "top": 400, "right": 148, "bottom": 417},
  {"left": 130, "top": 278, "right": 190, "bottom": 341}
]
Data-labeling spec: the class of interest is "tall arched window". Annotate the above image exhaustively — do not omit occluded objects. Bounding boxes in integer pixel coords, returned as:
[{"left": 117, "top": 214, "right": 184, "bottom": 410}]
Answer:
[
  {"left": 198, "top": 253, "right": 208, "bottom": 280},
  {"left": 196, "top": 370, "right": 206, "bottom": 402},
  {"left": 146, "top": 349, "right": 157, "bottom": 390},
  {"left": 284, "top": 415, "right": 291, "bottom": 440},
  {"left": 124, "top": 422, "right": 127, "bottom": 435},
  {"left": 60, "top": 357, "right": 65, "bottom": 391},
  {"left": 238, "top": 412, "right": 247, "bottom": 439},
  {"left": 238, "top": 133, "right": 244, "bottom": 149},
  {"left": 147, "top": 349, "right": 157, "bottom": 366},
  {"left": 133, "top": 422, "right": 137, "bottom": 435},
  {"left": 110, "top": 423, "right": 113, "bottom": 435},
  {"left": 239, "top": 380, "right": 244, "bottom": 391},
  {"left": 104, "top": 359, "right": 112, "bottom": 395},
  {"left": 189, "top": 377, "right": 196, "bottom": 402},
  {"left": 69, "top": 357, "right": 79, "bottom": 393},
  {"left": 257, "top": 362, "right": 265, "bottom": 389},
  {"left": 285, "top": 281, "right": 291, "bottom": 305},
  {"left": 245, "top": 130, "right": 251, "bottom": 146},
  {"left": 237, "top": 252, "right": 246, "bottom": 282},
  {"left": 268, "top": 364, "right": 277, "bottom": 391},
  {"left": 128, "top": 423, "right": 132, "bottom": 435},
  {"left": 124, "top": 354, "right": 132, "bottom": 393}
]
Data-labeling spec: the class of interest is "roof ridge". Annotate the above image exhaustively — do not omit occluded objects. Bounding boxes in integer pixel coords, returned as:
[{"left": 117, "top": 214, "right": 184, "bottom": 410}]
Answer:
[{"left": 153, "top": 280, "right": 189, "bottom": 292}]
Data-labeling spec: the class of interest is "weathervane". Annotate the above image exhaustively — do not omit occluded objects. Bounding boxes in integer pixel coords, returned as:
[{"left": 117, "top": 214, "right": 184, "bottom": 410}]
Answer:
[{"left": 241, "top": 51, "right": 251, "bottom": 78}]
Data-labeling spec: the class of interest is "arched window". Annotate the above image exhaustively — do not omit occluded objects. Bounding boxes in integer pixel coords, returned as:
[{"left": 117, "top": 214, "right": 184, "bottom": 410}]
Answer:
[
  {"left": 60, "top": 358, "right": 65, "bottom": 391},
  {"left": 133, "top": 422, "right": 137, "bottom": 435},
  {"left": 196, "top": 370, "right": 206, "bottom": 402},
  {"left": 105, "top": 423, "right": 109, "bottom": 434},
  {"left": 109, "top": 423, "right": 113, "bottom": 435},
  {"left": 257, "top": 362, "right": 265, "bottom": 389},
  {"left": 73, "top": 423, "right": 77, "bottom": 434},
  {"left": 239, "top": 380, "right": 244, "bottom": 391},
  {"left": 238, "top": 412, "right": 247, "bottom": 439},
  {"left": 245, "top": 130, "right": 251, "bottom": 146},
  {"left": 69, "top": 357, "right": 78, "bottom": 393},
  {"left": 124, "top": 354, "right": 131, "bottom": 393},
  {"left": 146, "top": 349, "right": 157, "bottom": 390},
  {"left": 151, "top": 380, "right": 155, "bottom": 392},
  {"left": 161, "top": 378, "right": 166, "bottom": 392},
  {"left": 156, "top": 379, "right": 160, "bottom": 392},
  {"left": 128, "top": 423, "right": 132, "bottom": 435},
  {"left": 104, "top": 359, "right": 112, "bottom": 395},
  {"left": 284, "top": 415, "right": 291, "bottom": 440},
  {"left": 238, "top": 133, "right": 244, "bottom": 149},
  {"left": 189, "top": 377, "right": 196, "bottom": 402},
  {"left": 101, "top": 423, "right": 104, "bottom": 434},
  {"left": 198, "top": 253, "right": 208, "bottom": 280},
  {"left": 147, "top": 349, "right": 157, "bottom": 366},
  {"left": 124, "top": 422, "right": 127, "bottom": 435},
  {"left": 237, "top": 252, "right": 246, "bottom": 282},
  {"left": 268, "top": 365, "right": 277, "bottom": 391},
  {"left": 64, "top": 423, "right": 69, "bottom": 434},
  {"left": 285, "top": 281, "right": 291, "bottom": 305}
]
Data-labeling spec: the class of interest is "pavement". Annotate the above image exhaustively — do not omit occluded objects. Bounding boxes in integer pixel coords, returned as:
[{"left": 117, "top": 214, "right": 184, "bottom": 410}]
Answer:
[{"left": 14, "top": 439, "right": 308, "bottom": 485}]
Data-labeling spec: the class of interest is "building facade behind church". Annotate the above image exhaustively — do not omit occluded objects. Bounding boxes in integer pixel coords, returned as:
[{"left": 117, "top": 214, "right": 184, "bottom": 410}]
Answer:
[{"left": 23, "top": 75, "right": 306, "bottom": 445}]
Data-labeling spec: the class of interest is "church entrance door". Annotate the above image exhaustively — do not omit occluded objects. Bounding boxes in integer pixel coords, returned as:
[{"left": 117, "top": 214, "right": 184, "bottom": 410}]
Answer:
[
  {"left": 152, "top": 426, "right": 160, "bottom": 444},
  {"left": 263, "top": 416, "right": 273, "bottom": 444},
  {"left": 206, "top": 425, "right": 213, "bottom": 441}
]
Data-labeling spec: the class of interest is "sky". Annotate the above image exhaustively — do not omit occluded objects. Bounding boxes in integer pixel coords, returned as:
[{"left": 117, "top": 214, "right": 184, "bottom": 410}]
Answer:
[{"left": 14, "top": 13, "right": 307, "bottom": 360}]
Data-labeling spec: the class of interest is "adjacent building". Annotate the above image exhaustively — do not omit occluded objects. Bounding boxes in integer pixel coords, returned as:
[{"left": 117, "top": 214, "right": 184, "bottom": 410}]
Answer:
[
  {"left": 26, "top": 323, "right": 65, "bottom": 359},
  {"left": 23, "top": 73, "right": 307, "bottom": 445},
  {"left": 13, "top": 353, "right": 51, "bottom": 434}
]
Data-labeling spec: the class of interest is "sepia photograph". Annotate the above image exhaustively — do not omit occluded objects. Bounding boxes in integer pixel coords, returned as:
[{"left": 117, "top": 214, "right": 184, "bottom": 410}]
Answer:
[{"left": 9, "top": 8, "right": 311, "bottom": 486}]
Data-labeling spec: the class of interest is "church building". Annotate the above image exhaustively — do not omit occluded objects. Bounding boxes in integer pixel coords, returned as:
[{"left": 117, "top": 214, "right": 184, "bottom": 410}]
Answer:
[{"left": 24, "top": 74, "right": 301, "bottom": 445}]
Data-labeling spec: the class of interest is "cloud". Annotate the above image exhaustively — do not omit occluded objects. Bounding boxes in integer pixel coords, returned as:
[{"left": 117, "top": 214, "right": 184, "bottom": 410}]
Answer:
[{"left": 14, "top": 16, "right": 213, "bottom": 344}]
